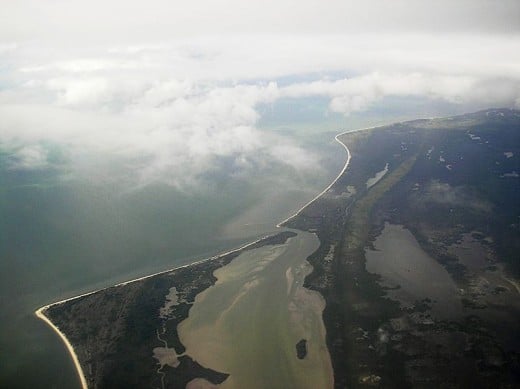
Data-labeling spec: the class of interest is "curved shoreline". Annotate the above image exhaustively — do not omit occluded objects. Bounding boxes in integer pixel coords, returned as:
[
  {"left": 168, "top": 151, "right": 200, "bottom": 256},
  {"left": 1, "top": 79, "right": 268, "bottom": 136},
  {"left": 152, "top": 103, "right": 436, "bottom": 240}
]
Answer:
[
  {"left": 276, "top": 124, "right": 384, "bottom": 227},
  {"left": 34, "top": 123, "right": 383, "bottom": 389},
  {"left": 35, "top": 306, "right": 89, "bottom": 389},
  {"left": 33, "top": 234, "right": 274, "bottom": 389}
]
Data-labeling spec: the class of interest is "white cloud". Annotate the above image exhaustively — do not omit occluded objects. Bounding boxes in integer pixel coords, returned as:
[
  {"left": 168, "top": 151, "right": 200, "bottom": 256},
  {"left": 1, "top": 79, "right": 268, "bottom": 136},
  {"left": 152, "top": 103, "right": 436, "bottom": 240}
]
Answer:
[
  {"left": 0, "top": 31, "right": 519, "bottom": 188},
  {"left": 0, "top": 42, "right": 17, "bottom": 54},
  {"left": 46, "top": 77, "right": 112, "bottom": 106},
  {"left": 20, "top": 58, "right": 150, "bottom": 74},
  {"left": 0, "top": 78, "right": 319, "bottom": 188},
  {"left": 278, "top": 73, "right": 483, "bottom": 115},
  {"left": 8, "top": 144, "right": 48, "bottom": 170}
]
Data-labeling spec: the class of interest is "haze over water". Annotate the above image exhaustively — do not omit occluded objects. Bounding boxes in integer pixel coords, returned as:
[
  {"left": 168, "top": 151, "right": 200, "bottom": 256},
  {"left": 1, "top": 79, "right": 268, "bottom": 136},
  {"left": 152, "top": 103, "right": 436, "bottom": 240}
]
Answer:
[{"left": 0, "top": 131, "right": 343, "bottom": 388}]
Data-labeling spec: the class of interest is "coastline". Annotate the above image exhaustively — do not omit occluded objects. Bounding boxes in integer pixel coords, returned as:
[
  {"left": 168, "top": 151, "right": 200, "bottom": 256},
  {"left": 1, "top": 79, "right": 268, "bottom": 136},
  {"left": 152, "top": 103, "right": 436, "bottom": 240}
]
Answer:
[
  {"left": 33, "top": 235, "right": 272, "bottom": 389},
  {"left": 34, "top": 109, "right": 518, "bottom": 388},
  {"left": 276, "top": 124, "right": 384, "bottom": 227},
  {"left": 35, "top": 306, "right": 89, "bottom": 389},
  {"left": 33, "top": 122, "right": 387, "bottom": 389}
]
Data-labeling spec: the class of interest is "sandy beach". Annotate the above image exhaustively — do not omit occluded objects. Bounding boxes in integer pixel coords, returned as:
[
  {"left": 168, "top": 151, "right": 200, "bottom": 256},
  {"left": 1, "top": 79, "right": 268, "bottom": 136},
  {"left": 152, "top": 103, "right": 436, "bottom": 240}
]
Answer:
[
  {"left": 33, "top": 234, "right": 274, "bottom": 388},
  {"left": 276, "top": 124, "right": 389, "bottom": 227},
  {"left": 35, "top": 307, "right": 89, "bottom": 389}
]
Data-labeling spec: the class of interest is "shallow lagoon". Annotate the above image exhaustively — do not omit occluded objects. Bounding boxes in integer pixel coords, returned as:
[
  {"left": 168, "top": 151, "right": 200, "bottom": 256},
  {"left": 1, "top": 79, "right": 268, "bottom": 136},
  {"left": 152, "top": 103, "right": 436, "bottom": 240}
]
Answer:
[
  {"left": 366, "top": 223, "right": 462, "bottom": 319},
  {"left": 178, "top": 231, "right": 333, "bottom": 389}
]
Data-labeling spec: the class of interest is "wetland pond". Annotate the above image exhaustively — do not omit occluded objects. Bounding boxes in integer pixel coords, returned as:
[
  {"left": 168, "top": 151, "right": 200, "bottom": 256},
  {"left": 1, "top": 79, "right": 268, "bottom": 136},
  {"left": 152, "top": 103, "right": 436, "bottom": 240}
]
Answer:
[{"left": 366, "top": 223, "right": 462, "bottom": 319}]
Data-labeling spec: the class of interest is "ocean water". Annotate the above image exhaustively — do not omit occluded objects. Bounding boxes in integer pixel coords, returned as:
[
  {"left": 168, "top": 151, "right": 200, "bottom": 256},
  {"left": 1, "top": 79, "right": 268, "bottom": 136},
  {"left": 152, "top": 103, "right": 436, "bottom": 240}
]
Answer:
[{"left": 0, "top": 134, "right": 344, "bottom": 388}]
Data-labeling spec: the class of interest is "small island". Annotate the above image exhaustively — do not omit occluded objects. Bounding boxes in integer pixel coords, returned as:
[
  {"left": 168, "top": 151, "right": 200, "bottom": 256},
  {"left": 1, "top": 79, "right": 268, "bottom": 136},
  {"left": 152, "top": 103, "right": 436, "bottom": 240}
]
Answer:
[{"left": 296, "top": 339, "right": 308, "bottom": 360}]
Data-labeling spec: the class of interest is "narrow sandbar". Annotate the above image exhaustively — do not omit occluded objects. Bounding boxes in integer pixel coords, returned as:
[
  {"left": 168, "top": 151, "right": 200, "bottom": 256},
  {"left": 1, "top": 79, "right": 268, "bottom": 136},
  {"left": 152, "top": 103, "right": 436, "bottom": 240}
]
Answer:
[{"left": 35, "top": 307, "right": 88, "bottom": 389}]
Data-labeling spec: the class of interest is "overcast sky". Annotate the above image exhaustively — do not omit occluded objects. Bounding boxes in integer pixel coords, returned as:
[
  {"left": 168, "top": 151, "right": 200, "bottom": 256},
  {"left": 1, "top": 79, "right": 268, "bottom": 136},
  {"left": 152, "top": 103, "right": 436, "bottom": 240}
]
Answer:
[
  {"left": 1, "top": 1, "right": 519, "bottom": 187},
  {"left": 1, "top": 0, "right": 519, "bottom": 42}
]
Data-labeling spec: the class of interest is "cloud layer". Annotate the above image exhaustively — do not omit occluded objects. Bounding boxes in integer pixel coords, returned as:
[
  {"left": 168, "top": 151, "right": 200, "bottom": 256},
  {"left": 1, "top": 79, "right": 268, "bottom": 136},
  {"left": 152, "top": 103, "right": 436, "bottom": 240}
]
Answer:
[{"left": 1, "top": 3, "right": 519, "bottom": 188}]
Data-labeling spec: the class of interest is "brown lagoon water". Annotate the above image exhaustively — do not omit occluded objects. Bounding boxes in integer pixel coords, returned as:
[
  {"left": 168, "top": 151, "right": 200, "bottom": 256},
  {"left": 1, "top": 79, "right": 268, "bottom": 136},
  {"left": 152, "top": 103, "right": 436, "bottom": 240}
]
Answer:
[
  {"left": 178, "top": 231, "right": 333, "bottom": 389},
  {"left": 366, "top": 223, "right": 462, "bottom": 319}
]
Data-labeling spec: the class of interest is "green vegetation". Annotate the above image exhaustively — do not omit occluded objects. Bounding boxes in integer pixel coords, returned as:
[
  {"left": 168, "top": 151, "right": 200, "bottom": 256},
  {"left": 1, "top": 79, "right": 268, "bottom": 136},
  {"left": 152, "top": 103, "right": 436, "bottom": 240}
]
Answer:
[
  {"left": 290, "top": 109, "right": 520, "bottom": 388},
  {"left": 343, "top": 154, "right": 418, "bottom": 251}
]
